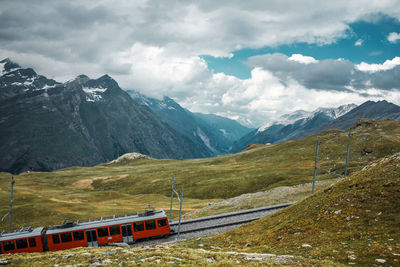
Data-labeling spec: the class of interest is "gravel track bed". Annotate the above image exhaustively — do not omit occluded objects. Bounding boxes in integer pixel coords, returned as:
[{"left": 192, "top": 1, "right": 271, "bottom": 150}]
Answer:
[
  {"left": 129, "top": 203, "right": 292, "bottom": 247},
  {"left": 170, "top": 207, "right": 283, "bottom": 233}
]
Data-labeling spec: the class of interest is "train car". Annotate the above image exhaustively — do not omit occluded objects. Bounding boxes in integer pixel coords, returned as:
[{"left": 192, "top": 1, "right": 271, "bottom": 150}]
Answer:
[
  {"left": 45, "top": 210, "right": 170, "bottom": 252},
  {"left": 0, "top": 227, "right": 45, "bottom": 254}
]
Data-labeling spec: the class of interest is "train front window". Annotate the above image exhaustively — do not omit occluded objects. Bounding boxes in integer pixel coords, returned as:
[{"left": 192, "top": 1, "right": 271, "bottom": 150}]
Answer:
[
  {"left": 158, "top": 219, "right": 167, "bottom": 227},
  {"left": 16, "top": 239, "right": 28, "bottom": 249},
  {"left": 109, "top": 225, "right": 121, "bottom": 235},
  {"left": 145, "top": 220, "right": 156, "bottom": 230},
  {"left": 134, "top": 222, "right": 144, "bottom": 232},
  {"left": 3, "top": 241, "right": 15, "bottom": 251},
  {"left": 73, "top": 231, "right": 84, "bottom": 241},
  {"left": 28, "top": 238, "right": 36, "bottom": 247},
  {"left": 52, "top": 234, "right": 60, "bottom": 244},
  {"left": 97, "top": 227, "right": 109, "bottom": 237},
  {"left": 61, "top": 232, "right": 72, "bottom": 243}
]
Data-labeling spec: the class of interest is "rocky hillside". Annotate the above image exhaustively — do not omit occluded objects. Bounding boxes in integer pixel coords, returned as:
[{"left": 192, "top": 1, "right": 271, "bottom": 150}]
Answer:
[{"left": 0, "top": 59, "right": 208, "bottom": 174}]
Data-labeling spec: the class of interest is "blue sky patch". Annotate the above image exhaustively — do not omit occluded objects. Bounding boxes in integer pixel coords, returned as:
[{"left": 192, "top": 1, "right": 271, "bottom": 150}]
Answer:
[{"left": 203, "top": 14, "right": 400, "bottom": 79}]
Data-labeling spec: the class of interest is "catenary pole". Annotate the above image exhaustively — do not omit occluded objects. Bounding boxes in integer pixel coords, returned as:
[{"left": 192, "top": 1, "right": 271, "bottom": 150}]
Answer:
[
  {"left": 312, "top": 138, "right": 320, "bottom": 194},
  {"left": 9, "top": 176, "right": 14, "bottom": 232},
  {"left": 177, "top": 187, "right": 184, "bottom": 240},
  {"left": 344, "top": 130, "right": 351, "bottom": 177},
  {"left": 169, "top": 176, "right": 175, "bottom": 221}
]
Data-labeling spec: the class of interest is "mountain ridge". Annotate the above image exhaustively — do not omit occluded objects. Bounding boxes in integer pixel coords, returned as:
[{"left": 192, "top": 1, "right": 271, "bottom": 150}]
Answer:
[{"left": 0, "top": 59, "right": 209, "bottom": 174}]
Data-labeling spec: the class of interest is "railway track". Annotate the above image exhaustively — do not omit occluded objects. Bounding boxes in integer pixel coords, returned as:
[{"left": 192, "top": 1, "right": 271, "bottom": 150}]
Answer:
[{"left": 130, "top": 202, "right": 294, "bottom": 247}]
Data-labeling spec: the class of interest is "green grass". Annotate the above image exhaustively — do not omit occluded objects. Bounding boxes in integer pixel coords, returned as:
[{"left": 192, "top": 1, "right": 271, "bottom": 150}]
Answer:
[
  {"left": 0, "top": 119, "right": 399, "bottom": 230},
  {"left": 199, "top": 152, "right": 400, "bottom": 266}
]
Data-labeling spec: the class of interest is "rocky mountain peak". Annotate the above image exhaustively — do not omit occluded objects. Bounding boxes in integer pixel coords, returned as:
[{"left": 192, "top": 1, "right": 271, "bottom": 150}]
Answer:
[{"left": 0, "top": 58, "right": 21, "bottom": 75}]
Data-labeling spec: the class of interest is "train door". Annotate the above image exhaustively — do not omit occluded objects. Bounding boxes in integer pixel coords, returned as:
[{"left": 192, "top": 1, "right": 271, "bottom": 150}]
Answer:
[
  {"left": 121, "top": 224, "right": 133, "bottom": 243},
  {"left": 85, "top": 230, "right": 98, "bottom": 247}
]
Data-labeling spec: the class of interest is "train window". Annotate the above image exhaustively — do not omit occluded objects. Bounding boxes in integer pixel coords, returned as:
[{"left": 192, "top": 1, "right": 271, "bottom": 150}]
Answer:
[
  {"left": 16, "top": 239, "right": 28, "bottom": 249},
  {"left": 61, "top": 232, "right": 73, "bottom": 243},
  {"left": 145, "top": 220, "right": 156, "bottom": 230},
  {"left": 133, "top": 222, "right": 144, "bottom": 232},
  {"left": 29, "top": 238, "right": 36, "bottom": 247},
  {"left": 52, "top": 234, "right": 60, "bottom": 244},
  {"left": 97, "top": 227, "right": 109, "bottom": 237},
  {"left": 109, "top": 225, "right": 121, "bottom": 235},
  {"left": 73, "top": 231, "right": 84, "bottom": 241},
  {"left": 158, "top": 219, "right": 167, "bottom": 227},
  {"left": 3, "top": 241, "right": 15, "bottom": 251}
]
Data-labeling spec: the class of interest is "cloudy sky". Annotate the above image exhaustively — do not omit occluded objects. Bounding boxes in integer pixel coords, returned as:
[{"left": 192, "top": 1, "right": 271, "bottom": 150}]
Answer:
[{"left": 1, "top": 0, "right": 400, "bottom": 127}]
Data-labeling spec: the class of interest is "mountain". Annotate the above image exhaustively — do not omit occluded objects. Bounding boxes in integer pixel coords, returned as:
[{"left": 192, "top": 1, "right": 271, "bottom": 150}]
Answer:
[
  {"left": 127, "top": 90, "right": 253, "bottom": 154},
  {"left": 0, "top": 59, "right": 209, "bottom": 174},
  {"left": 293, "top": 100, "right": 400, "bottom": 140},
  {"left": 192, "top": 112, "right": 253, "bottom": 151},
  {"left": 230, "top": 104, "right": 356, "bottom": 153}
]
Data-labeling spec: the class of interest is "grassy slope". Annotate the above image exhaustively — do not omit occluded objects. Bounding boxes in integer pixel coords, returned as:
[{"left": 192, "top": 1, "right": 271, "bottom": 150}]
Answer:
[
  {"left": 0, "top": 120, "right": 399, "bottom": 230},
  {"left": 184, "top": 178, "right": 339, "bottom": 220},
  {"left": 200, "top": 152, "right": 400, "bottom": 266}
]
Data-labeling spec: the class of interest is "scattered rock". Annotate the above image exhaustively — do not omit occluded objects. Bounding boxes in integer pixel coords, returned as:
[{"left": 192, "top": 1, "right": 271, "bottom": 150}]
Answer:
[
  {"left": 102, "top": 251, "right": 116, "bottom": 255},
  {"left": 89, "top": 263, "right": 102, "bottom": 267},
  {"left": 62, "top": 254, "right": 75, "bottom": 259},
  {"left": 210, "top": 246, "right": 221, "bottom": 250},
  {"left": 243, "top": 243, "right": 252, "bottom": 248},
  {"left": 376, "top": 259, "right": 386, "bottom": 264},
  {"left": 206, "top": 257, "right": 215, "bottom": 263},
  {"left": 363, "top": 147, "right": 373, "bottom": 154},
  {"left": 81, "top": 252, "right": 91, "bottom": 256},
  {"left": 348, "top": 255, "right": 357, "bottom": 260},
  {"left": 102, "top": 259, "right": 112, "bottom": 264},
  {"left": 0, "top": 259, "right": 9, "bottom": 265},
  {"left": 198, "top": 244, "right": 204, "bottom": 247},
  {"left": 301, "top": 244, "right": 312, "bottom": 248},
  {"left": 168, "top": 257, "right": 183, "bottom": 261},
  {"left": 334, "top": 209, "right": 342, "bottom": 215},
  {"left": 276, "top": 236, "right": 282, "bottom": 241}
]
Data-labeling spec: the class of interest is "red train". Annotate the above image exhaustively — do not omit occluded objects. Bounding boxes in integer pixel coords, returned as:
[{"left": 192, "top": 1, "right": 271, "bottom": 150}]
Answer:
[{"left": 0, "top": 210, "right": 170, "bottom": 254}]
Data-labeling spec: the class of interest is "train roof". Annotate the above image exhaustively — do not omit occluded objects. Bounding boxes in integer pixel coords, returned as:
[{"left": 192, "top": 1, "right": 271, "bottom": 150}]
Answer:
[
  {"left": 0, "top": 227, "right": 44, "bottom": 242},
  {"left": 46, "top": 209, "right": 167, "bottom": 235}
]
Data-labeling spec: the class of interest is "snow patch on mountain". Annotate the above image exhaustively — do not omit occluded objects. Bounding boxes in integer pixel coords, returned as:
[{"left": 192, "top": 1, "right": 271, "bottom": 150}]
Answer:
[
  {"left": 196, "top": 127, "right": 218, "bottom": 154},
  {"left": 257, "top": 104, "right": 356, "bottom": 133},
  {"left": 257, "top": 123, "right": 273, "bottom": 133},
  {"left": 0, "top": 62, "right": 5, "bottom": 76},
  {"left": 83, "top": 86, "right": 107, "bottom": 102}
]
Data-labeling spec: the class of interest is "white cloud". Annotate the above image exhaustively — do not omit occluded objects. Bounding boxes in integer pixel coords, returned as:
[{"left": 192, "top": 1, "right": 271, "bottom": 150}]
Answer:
[
  {"left": 354, "top": 39, "right": 363, "bottom": 46},
  {"left": 1, "top": 1, "right": 400, "bottom": 127},
  {"left": 387, "top": 32, "right": 400, "bottom": 43},
  {"left": 356, "top": 57, "right": 400, "bottom": 72},
  {"left": 288, "top": 54, "right": 318, "bottom": 64}
]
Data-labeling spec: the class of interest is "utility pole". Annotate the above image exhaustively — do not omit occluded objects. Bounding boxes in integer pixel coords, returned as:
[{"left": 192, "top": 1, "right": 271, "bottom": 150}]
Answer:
[
  {"left": 312, "top": 138, "right": 320, "bottom": 194},
  {"left": 177, "top": 187, "right": 184, "bottom": 241},
  {"left": 9, "top": 176, "right": 15, "bottom": 232},
  {"left": 344, "top": 130, "right": 351, "bottom": 177},
  {"left": 169, "top": 176, "right": 175, "bottom": 221}
]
